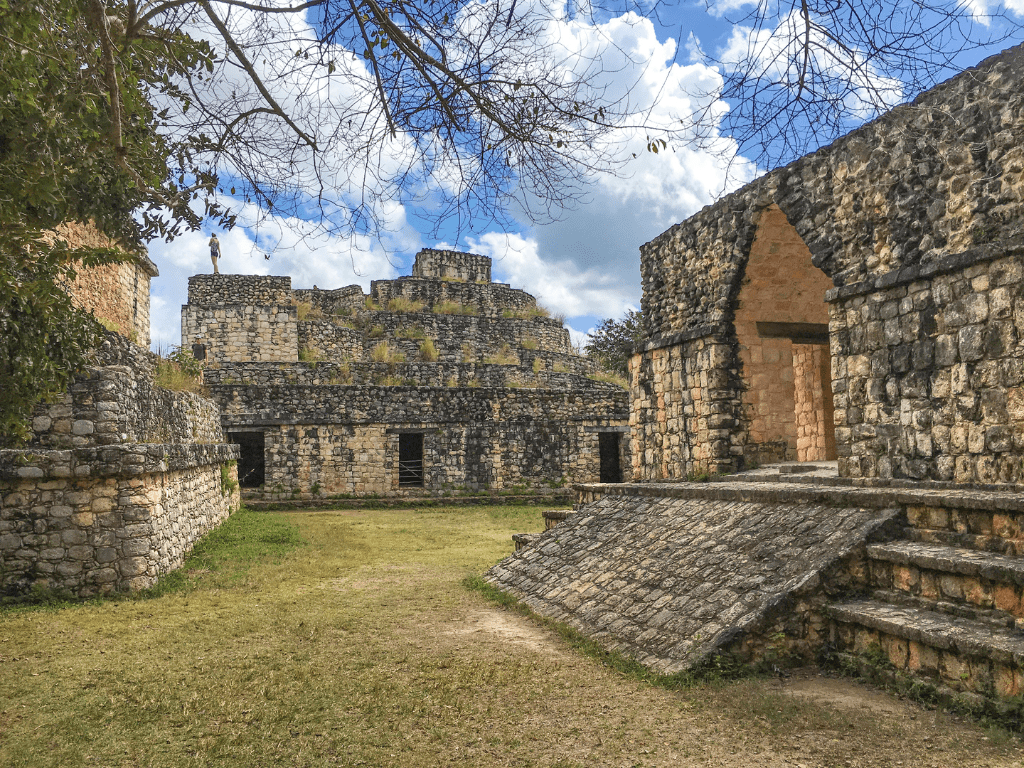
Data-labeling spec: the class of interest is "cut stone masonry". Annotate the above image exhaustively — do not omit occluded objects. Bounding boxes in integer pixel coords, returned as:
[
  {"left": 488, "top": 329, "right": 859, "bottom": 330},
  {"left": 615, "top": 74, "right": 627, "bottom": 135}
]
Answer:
[{"left": 183, "top": 248, "right": 629, "bottom": 498}]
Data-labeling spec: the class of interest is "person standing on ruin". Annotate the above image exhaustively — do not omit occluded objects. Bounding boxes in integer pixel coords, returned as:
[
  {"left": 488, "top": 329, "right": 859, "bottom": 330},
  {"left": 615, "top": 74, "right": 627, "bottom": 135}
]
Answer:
[{"left": 209, "top": 234, "right": 221, "bottom": 274}]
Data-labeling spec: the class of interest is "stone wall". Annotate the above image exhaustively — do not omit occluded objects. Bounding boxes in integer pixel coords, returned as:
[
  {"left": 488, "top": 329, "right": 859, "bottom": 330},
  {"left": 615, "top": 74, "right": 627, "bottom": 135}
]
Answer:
[
  {"left": 204, "top": 360, "right": 601, "bottom": 389},
  {"left": 217, "top": 383, "right": 627, "bottom": 494},
  {"left": 0, "top": 445, "right": 237, "bottom": 597},
  {"left": 628, "top": 334, "right": 743, "bottom": 480},
  {"left": 412, "top": 248, "right": 491, "bottom": 283},
  {"left": 632, "top": 42, "right": 1024, "bottom": 482},
  {"left": 2, "top": 329, "right": 238, "bottom": 597},
  {"left": 369, "top": 278, "right": 539, "bottom": 318},
  {"left": 829, "top": 247, "right": 1024, "bottom": 482},
  {"left": 187, "top": 274, "right": 292, "bottom": 306},
  {"left": 58, "top": 222, "right": 159, "bottom": 347},
  {"left": 183, "top": 304, "right": 299, "bottom": 364},
  {"left": 27, "top": 334, "right": 223, "bottom": 448},
  {"left": 793, "top": 344, "right": 836, "bottom": 461}
]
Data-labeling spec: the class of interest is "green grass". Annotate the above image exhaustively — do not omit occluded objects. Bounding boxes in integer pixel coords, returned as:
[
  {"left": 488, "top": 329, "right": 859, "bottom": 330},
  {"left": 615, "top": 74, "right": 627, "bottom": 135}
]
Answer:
[{"left": 1, "top": 505, "right": 1019, "bottom": 768}]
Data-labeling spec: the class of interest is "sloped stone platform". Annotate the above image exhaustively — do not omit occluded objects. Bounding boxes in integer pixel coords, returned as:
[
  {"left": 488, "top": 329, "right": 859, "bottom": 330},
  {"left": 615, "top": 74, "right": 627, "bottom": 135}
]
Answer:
[{"left": 486, "top": 486, "right": 900, "bottom": 674}]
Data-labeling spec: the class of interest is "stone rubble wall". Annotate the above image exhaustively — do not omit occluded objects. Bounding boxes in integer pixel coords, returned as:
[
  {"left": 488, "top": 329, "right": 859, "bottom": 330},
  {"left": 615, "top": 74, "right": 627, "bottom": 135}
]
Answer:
[
  {"left": 369, "top": 277, "right": 539, "bottom": 318},
  {"left": 28, "top": 333, "right": 224, "bottom": 449},
  {"left": 0, "top": 444, "right": 238, "bottom": 597},
  {"left": 293, "top": 285, "right": 365, "bottom": 315},
  {"left": 412, "top": 248, "right": 492, "bottom": 282}
]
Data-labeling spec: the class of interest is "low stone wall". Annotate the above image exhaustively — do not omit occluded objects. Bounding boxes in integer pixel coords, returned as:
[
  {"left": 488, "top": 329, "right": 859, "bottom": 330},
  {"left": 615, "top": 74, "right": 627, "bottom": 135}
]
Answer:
[
  {"left": 28, "top": 333, "right": 223, "bottom": 448},
  {"left": 0, "top": 444, "right": 238, "bottom": 597},
  {"left": 204, "top": 360, "right": 607, "bottom": 389},
  {"left": 187, "top": 274, "right": 292, "bottom": 306}
]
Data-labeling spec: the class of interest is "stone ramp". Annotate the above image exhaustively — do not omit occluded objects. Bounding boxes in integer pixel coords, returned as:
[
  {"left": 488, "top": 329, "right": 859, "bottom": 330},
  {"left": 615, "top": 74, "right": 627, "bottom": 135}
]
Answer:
[{"left": 486, "top": 493, "right": 899, "bottom": 674}]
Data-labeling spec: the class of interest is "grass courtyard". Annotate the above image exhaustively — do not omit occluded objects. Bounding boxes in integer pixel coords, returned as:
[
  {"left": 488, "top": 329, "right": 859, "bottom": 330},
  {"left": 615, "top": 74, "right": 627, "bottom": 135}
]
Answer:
[{"left": 0, "top": 504, "right": 1021, "bottom": 767}]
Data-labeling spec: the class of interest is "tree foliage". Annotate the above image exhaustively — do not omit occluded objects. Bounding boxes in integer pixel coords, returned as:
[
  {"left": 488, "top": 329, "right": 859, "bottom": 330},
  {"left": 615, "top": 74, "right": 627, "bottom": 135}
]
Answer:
[
  {"left": 584, "top": 310, "right": 646, "bottom": 378},
  {"left": 0, "top": 0, "right": 222, "bottom": 443}
]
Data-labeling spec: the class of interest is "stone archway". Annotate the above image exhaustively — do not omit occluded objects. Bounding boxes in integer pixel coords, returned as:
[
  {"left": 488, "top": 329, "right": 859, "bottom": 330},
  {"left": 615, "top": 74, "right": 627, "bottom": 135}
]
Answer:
[{"left": 734, "top": 204, "right": 837, "bottom": 465}]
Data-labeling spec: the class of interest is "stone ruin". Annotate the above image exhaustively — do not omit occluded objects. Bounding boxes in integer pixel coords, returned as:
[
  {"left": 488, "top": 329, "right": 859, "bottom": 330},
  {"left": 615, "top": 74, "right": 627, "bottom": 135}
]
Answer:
[
  {"left": 489, "top": 43, "right": 1024, "bottom": 713},
  {"left": 182, "top": 248, "right": 629, "bottom": 499},
  {"left": 1, "top": 234, "right": 239, "bottom": 598}
]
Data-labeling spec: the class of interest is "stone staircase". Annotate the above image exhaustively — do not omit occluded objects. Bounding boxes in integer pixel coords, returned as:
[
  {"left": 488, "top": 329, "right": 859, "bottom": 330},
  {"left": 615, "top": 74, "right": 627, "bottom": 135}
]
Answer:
[{"left": 828, "top": 499, "right": 1024, "bottom": 706}]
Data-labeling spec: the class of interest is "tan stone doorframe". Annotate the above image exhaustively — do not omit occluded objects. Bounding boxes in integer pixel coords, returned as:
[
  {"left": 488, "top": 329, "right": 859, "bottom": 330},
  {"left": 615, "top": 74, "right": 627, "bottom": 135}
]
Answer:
[{"left": 735, "top": 205, "right": 837, "bottom": 464}]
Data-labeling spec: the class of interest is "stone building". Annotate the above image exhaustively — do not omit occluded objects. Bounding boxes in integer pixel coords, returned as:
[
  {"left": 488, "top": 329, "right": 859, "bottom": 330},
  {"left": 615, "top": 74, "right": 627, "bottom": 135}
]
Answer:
[
  {"left": 631, "top": 42, "right": 1024, "bottom": 484},
  {"left": 490, "top": 44, "right": 1024, "bottom": 713},
  {"left": 1, "top": 237, "right": 238, "bottom": 598},
  {"left": 183, "top": 248, "right": 629, "bottom": 498}
]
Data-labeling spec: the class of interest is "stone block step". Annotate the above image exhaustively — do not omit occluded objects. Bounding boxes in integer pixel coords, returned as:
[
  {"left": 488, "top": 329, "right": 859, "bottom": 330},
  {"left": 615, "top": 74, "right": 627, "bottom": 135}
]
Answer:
[
  {"left": 904, "top": 526, "right": 1023, "bottom": 556},
  {"left": 869, "top": 588, "right": 1020, "bottom": 630},
  {"left": 868, "top": 541, "right": 1024, "bottom": 585},
  {"left": 867, "top": 541, "right": 1024, "bottom": 618},
  {"left": 829, "top": 599, "right": 1024, "bottom": 698},
  {"left": 905, "top": 504, "right": 1024, "bottom": 545}
]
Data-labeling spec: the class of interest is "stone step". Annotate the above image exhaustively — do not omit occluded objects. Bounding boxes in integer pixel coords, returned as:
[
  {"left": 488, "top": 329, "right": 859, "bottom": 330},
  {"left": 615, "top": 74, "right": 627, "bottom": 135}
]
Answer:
[
  {"left": 869, "top": 588, "right": 1020, "bottom": 631},
  {"left": 905, "top": 504, "right": 1024, "bottom": 544},
  {"left": 867, "top": 541, "right": 1024, "bottom": 618},
  {"left": 904, "top": 526, "right": 1024, "bottom": 556},
  {"left": 868, "top": 541, "right": 1024, "bottom": 584},
  {"left": 828, "top": 599, "right": 1024, "bottom": 698}
]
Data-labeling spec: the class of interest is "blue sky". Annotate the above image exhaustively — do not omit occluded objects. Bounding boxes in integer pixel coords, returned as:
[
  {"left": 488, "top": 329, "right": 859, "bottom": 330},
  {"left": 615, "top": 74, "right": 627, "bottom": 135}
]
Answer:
[{"left": 146, "top": 0, "right": 1024, "bottom": 352}]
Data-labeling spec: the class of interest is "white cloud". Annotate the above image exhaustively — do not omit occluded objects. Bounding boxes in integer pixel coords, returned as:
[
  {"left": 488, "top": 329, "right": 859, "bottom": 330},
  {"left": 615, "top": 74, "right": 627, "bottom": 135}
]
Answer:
[
  {"left": 717, "top": 13, "right": 904, "bottom": 119},
  {"left": 964, "top": 0, "right": 1024, "bottom": 19},
  {"left": 143, "top": 0, "right": 748, "bottom": 351}
]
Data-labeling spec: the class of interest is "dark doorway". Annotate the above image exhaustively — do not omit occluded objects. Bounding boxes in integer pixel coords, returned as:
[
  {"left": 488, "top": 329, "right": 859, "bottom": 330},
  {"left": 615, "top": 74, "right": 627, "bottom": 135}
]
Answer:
[
  {"left": 398, "top": 433, "right": 424, "bottom": 487},
  {"left": 599, "top": 432, "right": 622, "bottom": 483},
  {"left": 228, "top": 431, "right": 265, "bottom": 487}
]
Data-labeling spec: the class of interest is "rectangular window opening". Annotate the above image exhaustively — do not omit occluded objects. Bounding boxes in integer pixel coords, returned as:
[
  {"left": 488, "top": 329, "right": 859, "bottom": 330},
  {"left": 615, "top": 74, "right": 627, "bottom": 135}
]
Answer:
[
  {"left": 598, "top": 432, "right": 622, "bottom": 483},
  {"left": 228, "top": 431, "right": 265, "bottom": 488},
  {"left": 398, "top": 433, "right": 424, "bottom": 487}
]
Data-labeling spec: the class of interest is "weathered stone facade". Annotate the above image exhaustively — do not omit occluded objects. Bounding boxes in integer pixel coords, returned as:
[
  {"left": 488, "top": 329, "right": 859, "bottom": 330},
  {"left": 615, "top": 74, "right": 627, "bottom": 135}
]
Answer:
[
  {"left": 183, "top": 248, "right": 629, "bottom": 497},
  {"left": 2, "top": 229, "right": 238, "bottom": 598},
  {"left": 632, "top": 43, "right": 1024, "bottom": 483}
]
